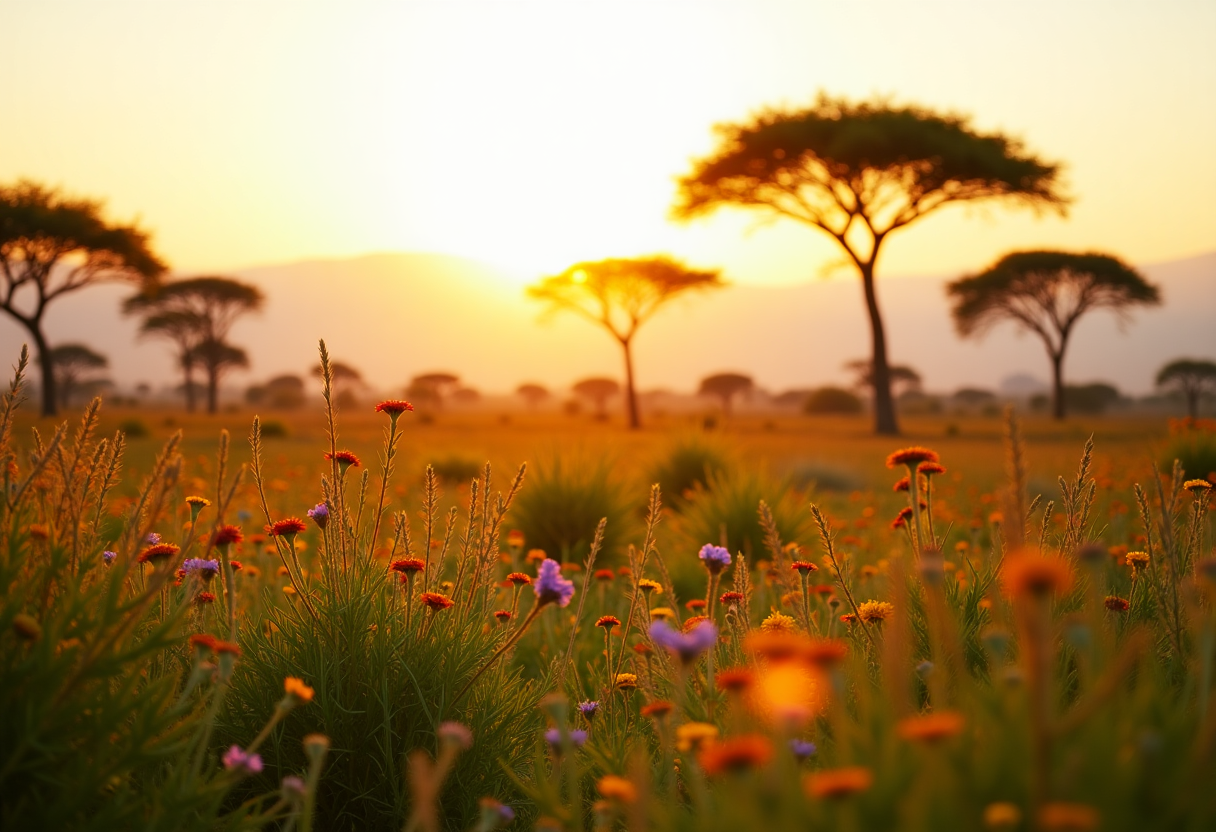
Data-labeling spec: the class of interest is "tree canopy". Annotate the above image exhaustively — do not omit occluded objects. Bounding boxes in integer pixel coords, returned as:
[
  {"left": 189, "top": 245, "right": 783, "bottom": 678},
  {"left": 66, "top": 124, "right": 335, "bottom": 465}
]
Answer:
[
  {"left": 529, "top": 256, "right": 722, "bottom": 428},
  {"left": 1156, "top": 358, "right": 1216, "bottom": 419},
  {"left": 948, "top": 250, "right": 1160, "bottom": 419},
  {"left": 0, "top": 180, "right": 166, "bottom": 415},
  {"left": 672, "top": 95, "right": 1067, "bottom": 435},
  {"left": 572, "top": 377, "right": 620, "bottom": 418},
  {"left": 698, "top": 372, "right": 754, "bottom": 415},
  {"left": 48, "top": 343, "right": 109, "bottom": 409}
]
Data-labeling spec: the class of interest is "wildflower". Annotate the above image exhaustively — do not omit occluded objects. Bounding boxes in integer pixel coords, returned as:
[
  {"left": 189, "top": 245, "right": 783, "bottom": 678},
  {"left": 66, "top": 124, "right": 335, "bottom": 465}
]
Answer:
[
  {"left": 438, "top": 721, "right": 473, "bottom": 749},
  {"left": 12, "top": 613, "right": 42, "bottom": 641},
  {"left": 675, "top": 722, "right": 718, "bottom": 752},
  {"left": 633, "top": 642, "right": 653, "bottom": 656},
  {"left": 325, "top": 450, "right": 361, "bottom": 471},
  {"left": 374, "top": 400, "right": 414, "bottom": 422},
  {"left": 1125, "top": 550, "right": 1149, "bottom": 571},
  {"left": 1003, "top": 553, "right": 1074, "bottom": 597},
  {"left": 804, "top": 766, "right": 873, "bottom": 799},
  {"left": 183, "top": 558, "right": 220, "bottom": 579},
  {"left": 685, "top": 598, "right": 707, "bottom": 611},
  {"left": 594, "top": 568, "right": 615, "bottom": 582},
  {"left": 1076, "top": 542, "right": 1106, "bottom": 565},
  {"left": 493, "top": 609, "right": 513, "bottom": 623},
  {"left": 886, "top": 447, "right": 940, "bottom": 469},
  {"left": 102, "top": 550, "right": 116, "bottom": 565},
  {"left": 195, "top": 591, "right": 216, "bottom": 605},
  {"left": 506, "top": 571, "right": 532, "bottom": 586},
  {"left": 803, "top": 638, "right": 849, "bottom": 668},
  {"left": 640, "top": 700, "right": 673, "bottom": 718},
  {"left": 791, "top": 560, "right": 818, "bottom": 575},
  {"left": 596, "top": 615, "right": 621, "bottom": 630},
  {"left": 284, "top": 676, "right": 315, "bottom": 703},
  {"left": 760, "top": 611, "right": 797, "bottom": 632},
  {"left": 477, "top": 798, "right": 515, "bottom": 826},
  {"left": 857, "top": 600, "right": 894, "bottom": 623},
  {"left": 920, "top": 462, "right": 946, "bottom": 477},
  {"left": 984, "top": 802, "right": 1022, "bottom": 830},
  {"left": 637, "top": 578, "right": 662, "bottom": 595},
  {"left": 698, "top": 544, "right": 732, "bottom": 575},
  {"left": 303, "top": 733, "right": 331, "bottom": 758},
  {"left": 306, "top": 503, "right": 329, "bottom": 529},
  {"left": 892, "top": 475, "right": 911, "bottom": 492},
  {"left": 534, "top": 559, "right": 576, "bottom": 607},
  {"left": 716, "top": 667, "right": 755, "bottom": 693},
  {"left": 390, "top": 558, "right": 426, "bottom": 574},
  {"left": 267, "top": 518, "right": 307, "bottom": 539},
  {"left": 613, "top": 673, "right": 637, "bottom": 690},
  {"left": 682, "top": 615, "right": 709, "bottom": 632},
  {"left": 420, "top": 592, "right": 455, "bottom": 611},
  {"left": 840, "top": 613, "right": 858, "bottom": 625},
  {"left": 719, "top": 590, "right": 745, "bottom": 605},
  {"left": 649, "top": 606, "right": 675, "bottom": 620},
  {"left": 185, "top": 495, "right": 211, "bottom": 518},
  {"left": 699, "top": 735, "right": 772, "bottom": 776},
  {"left": 650, "top": 620, "right": 717, "bottom": 663},
  {"left": 190, "top": 633, "right": 217, "bottom": 653},
  {"left": 281, "top": 776, "right": 307, "bottom": 800},
  {"left": 222, "top": 745, "right": 263, "bottom": 775},
  {"left": 1185, "top": 478, "right": 1212, "bottom": 493},
  {"left": 146, "top": 532, "right": 162, "bottom": 545},
  {"left": 544, "top": 728, "right": 587, "bottom": 748},
  {"left": 1038, "top": 802, "right": 1099, "bottom": 831},
  {"left": 1104, "top": 595, "right": 1130, "bottom": 612},
  {"left": 137, "top": 542, "right": 181, "bottom": 564},
  {"left": 597, "top": 775, "right": 637, "bottom": 803},
  {"left": 789, "top": 738, "right": 817, "bottom": 760},
  {"left": 28, "top": 524, "right": 49, "bottom": 540},
  {"left": 896, "top": 711, "right": 965, "bottom": 743},
  {"left": 526, "top": 548, "right": 547, "bottom": 563},
  {"left": 577, "top": 701, "right": 600, "bottom": 721},
  {"left": 212, "top": 525, "right": 243, "bottom": 548}
]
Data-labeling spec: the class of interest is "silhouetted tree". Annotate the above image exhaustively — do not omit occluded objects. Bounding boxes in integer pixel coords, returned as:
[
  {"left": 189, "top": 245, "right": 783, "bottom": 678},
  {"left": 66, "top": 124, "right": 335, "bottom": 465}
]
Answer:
[
  {"left": 572, "top": 377, "right": 620, "bottom": 419},
  {"left": 408, "top": 372, "right": 460, "bottom": 410},
  {"left": 0, "top": 180, "right": 166, "bottom": 415},
  {"left": 1157, "top": 358, "right": 1216, "bottom": 419},
  {"left": 48, "top": 343, "right": 108, "bottom": 409},
  {"left": 451, "top": 387, "right": 481, "bottom": 406},
  {"left": 948, "top": 251, "right": 1160, "bottom": 420},
  {"left": 673, "top": 96, "right": 1067, "bottom": 436},
  {"left": 125, "top": 276, "right": 263, "bottom": 413},
  {"left": 844, "top": 359, "right": 922, "bottom": 397},
  {"left": 130, "top": 309, "right": 207, "bottom": 410},
  {"left": 311, "top": 360, "right": 363, "bottom": 407},
  {"left": 516, "top": 383, "right": 550, "bottom": 410},
  {"left": 529, "top": 257, "right": 722, "bottom": 429},
  {"left": 698, "top": 372, "right": 754, "bottom": 416},
  {"left": 804, "top": 386, "right": 863, "bottom": 415}
]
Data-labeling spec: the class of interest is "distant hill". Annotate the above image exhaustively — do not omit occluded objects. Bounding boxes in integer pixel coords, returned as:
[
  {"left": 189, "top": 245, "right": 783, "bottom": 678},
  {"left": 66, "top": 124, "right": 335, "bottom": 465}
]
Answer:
[{"left": 1, "top": 250, "right": 1212, "bottom": 398}]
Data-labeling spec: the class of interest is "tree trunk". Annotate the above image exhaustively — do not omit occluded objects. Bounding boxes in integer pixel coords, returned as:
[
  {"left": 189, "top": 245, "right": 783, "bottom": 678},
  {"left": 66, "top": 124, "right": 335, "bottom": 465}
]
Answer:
[
  {"left": 859, "top": 262, "right": 899, "bottom": 435},
  {"left": 1051, "top": 351, "right": 1066, "bottom": 420},
  {"left": 31, "top": 326, "right": 58, "bottom": 418},
  {"left": 1187, "top": 388, "right": 1199, "bottom": 420},
  {"left": 621, "top": 337, "right": 640, "bottom": 430},
  {"left": 206, "top": 365, "right": 219, "bottom": 414},
  {"left": 182, "top": 358, "right": 197, "bottom": 412}
]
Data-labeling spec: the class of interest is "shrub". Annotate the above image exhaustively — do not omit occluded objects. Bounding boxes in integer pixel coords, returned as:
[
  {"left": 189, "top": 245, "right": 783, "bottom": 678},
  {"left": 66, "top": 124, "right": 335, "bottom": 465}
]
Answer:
[
  {"left": 258, "top": 419, "right": 289, "bottom": 438},
  {"left": 645, "top": 437, "right": 728, "bottom": 510},
  {"left": 118, "top": 417, "right": 149, "bottom": 437},
  {"left": 428, "top": 455, "right": 483, "bottom": 484},
  {"left": 785, "top": 461, "right": 861, "bottom": 493},
  {"left": 508, "top": 457, "right": 631, "bottom": 562},
  {"left": 1162, "top": 420, "right": 1216, "bottom": 481},
  {"left": 803, "top": 386, "right": 863, "bottom": 414}
]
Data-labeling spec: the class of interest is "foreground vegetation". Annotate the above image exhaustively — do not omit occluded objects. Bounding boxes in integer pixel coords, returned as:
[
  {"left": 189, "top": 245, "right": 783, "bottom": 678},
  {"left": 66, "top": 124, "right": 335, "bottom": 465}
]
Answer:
[{"left": 3, "top": 343, "right": 1215, "bottom": 831}]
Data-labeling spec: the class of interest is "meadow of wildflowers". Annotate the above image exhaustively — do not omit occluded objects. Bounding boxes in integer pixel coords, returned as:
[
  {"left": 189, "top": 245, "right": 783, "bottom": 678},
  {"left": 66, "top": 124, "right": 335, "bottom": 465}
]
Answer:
[{"left": 2, "top": 340, "right": 1215, "bottom": 831}]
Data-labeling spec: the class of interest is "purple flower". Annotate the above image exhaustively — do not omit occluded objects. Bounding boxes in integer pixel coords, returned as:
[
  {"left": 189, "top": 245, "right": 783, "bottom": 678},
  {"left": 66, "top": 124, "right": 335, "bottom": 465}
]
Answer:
[
  {"left": 544, "top": 727, "right": 588, "bottom": 749},
  {"left": 145, "top": 532, "right": 162, "bottom": 545},
  {"left": 222, "top": 745, "right": 263, "bottom": 775},
  {"left": 281, "top": 775, "right": 306, "bottom": 798},
  {"left": 307, "top": 502, "right": 329, "bottom": 530},
  {"left": 479, "top": 798, "right": 515, "bottom": 824},
  {"left": 649, "top": 620, "right": 718, "bottom": 663},
  {"left": 102, "top": 550, "right": 116, "bottom": 565},
  {"left": 438, "top": 721, "right": 473, "bottom": 750},
  {"left": 698, "top": 544, "right": 731, "bottom": 574},
  {"left": 534, "top": 559, "right": 575, "bottom": 608},
  {"left": 577, "top": 700, "right": 600, "bottom": 720},
  {"left": 789, "top": 739, "right": 817, "bottom": 760},
  {"left": 183, "top": 558, "right": 220, "bottom": 579}
]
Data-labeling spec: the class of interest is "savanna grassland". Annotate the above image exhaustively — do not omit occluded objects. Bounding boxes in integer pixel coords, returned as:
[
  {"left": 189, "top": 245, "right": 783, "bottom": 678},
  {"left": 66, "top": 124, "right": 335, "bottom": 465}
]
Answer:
[{"left": 3, "top": 347, "right": 1215, "bottom": 832}]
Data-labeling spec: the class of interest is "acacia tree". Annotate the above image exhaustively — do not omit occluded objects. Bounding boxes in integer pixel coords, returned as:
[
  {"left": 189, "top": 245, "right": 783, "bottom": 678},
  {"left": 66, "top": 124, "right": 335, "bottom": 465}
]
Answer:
[
  {"left": 947, "top": 250, "right": 1160, "bottom": 419},
  {"left": 132, "top": 309, "right": 206, "bottom": 410},
  {"left": 516, "top": 383, "right": 550, "bottom": 410},
  {"left": 0, "top": 181, "right": 166, "bottom": 415},
  {"left": 407, "top": 372, "right": 460, "bottom": 410},
  {"left": 124, "top": 276, "right": 263, "bottom": 413},
  {"left": 844, "top": 359, "right": 922, "bottom": 398},
  {"left": 572, "top": 377, "right": 620, "bottom": 419},
  {"left": 48, "top": 343, "right": 108, "bottom": 409},
  {"left": 673, "top": 96, "right": 1067, "bottom": 435},
  {"left": 1157, "top": 358, "right": 1216, "bottom": 419},
  {"left": 698, "top": 372, "right": 753, "bottom": 416},
  {"left": 528, "top": 257, "right": 722, "bottom": 429}
]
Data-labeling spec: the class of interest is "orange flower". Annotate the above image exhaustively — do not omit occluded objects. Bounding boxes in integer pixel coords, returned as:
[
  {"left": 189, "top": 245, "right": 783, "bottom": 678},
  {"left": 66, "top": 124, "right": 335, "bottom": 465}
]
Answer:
[
  {"left": 597, "top": 775, "right": 637, "bottom": 803},
  {"left": 1103, "top": 595, "right": 1129, "bottom": 612},
  {"left": 267, "top": 518, "right": 307, "bottom": 538},
  {"left": 374, "top": 400, "right": 414, "bottom": 417},
  {"left": 682, "top": 615, "right": 709, "bottom": 632},
  {"left": 685, "top": 598, "right": 707, "bottom": 611},
  {"left": 506, "top": 572, "right": 533, "bottom": 586},
  {"left": 804, "top": 766, "right": 873, "bottom": 799},
  {"left": 1002, "top": 553, "right": 1074, "bottom": 598},
  {"left": 640, "top": 700, "right": 674, "bottom": 718},
  {"left": 596, "top": 615, "right": 621, "bottom": 630},
  {"left": 420, "top": 592, "right": 455, "bottom": 611},
  {"left": 896, "top": 710, "right": 965, "bottom": 743},
  {"left": 390, "top": 558, "right": 426, "bottom": 574},
  {"left": 744, "top": 630, "right": 804, "bottom": 662},
  {"left": 857, "top": 600, "right": 894, "bottom": 623},
  {"left": 919, "top": 462, "right": 946, "bottom": 477},
  {"left": 715, "top": 667, "right": 755, "bottom": 693},
  {"left": 719, "top": 590, "right": 745, "bottom": 605},
  {"left": 1038, "top": 802, "right": 1099, "bottom": 831},
  {"left": 325, "top": 450, "right": 361, "bottom": 469},
  {"left": 212, "top": 525, "right": 243, "bottom": 547},
  {"left": 698, "top": 735, "right": 772, "bottom": 776},
  {"left": 284, "top": 676, "right": 315, "bottom": 703},
  {"left": 886, "top": 447, "right": 940, "bottom": 469},
  {"left": 137, "top": 542, "right": 181, "bottom": 564},
  {"left": 802, "top": 638, "right": 849, "bottom": 668},
  {"left": 493, "top": 609, "right": 513, "bottom": 623},
  {"left": 791, "top": 560, "right": 819, "bottom": 574}
]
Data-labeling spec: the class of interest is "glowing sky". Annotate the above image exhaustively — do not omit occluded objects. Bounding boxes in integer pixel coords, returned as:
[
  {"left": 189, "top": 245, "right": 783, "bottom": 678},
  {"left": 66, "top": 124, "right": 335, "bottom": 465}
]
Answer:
[{"left": 2, "top": 0, "right": 1214, "bottom": 285}]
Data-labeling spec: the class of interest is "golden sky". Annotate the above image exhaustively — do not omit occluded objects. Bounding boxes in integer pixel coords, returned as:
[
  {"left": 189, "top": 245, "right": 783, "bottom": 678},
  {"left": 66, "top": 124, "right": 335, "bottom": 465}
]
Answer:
[{"left": 3, "top": 0, "right": 1214, "bottom": 286}]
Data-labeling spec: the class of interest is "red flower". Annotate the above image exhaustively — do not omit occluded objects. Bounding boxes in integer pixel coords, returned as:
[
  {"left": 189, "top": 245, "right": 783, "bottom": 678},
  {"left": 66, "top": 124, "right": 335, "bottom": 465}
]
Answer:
[
  {"left": 791, "top": 561, "right": 819, "bottom": 575},
  {"left": 375, "top": 400, "right": 415, "bottom": 416},
  {"left": 267, "top": 518, "right": 307, "bottom": 537},
  {"left": 325, "top": 450, "right": 361, "bottom": 468},
  {"left": 715, "top": 667, "right": 754, "bottom": 693},
  {"left": 493, "top": 609, "right": 513, "bottom": 622},
  {"left": 1103, "top": 595, "right": 1130, "bottom": 612},
  {"left": 506, "top": 572, "right": 532, "bottom": 586},
  {"left": 803, "top": 638, "right": 849, "bottom": 667},
  {"left": 189, "top": 633, "right": 217, "bottom": 652},
  {"left": 596, "top": 615, "right": 621, "bottom": 629},
  {"left": 390, "top": 558, "right": 426, "bottom": 574},
  {"left": 212, "top": 525, "right": 244, "bottom": 547},
  {"left": 420, "top": 592, "right": 455, "bottom": 611},
  {"left": 699, "top": 735, "right": 772, "bottom": 777},
  {"left": 685, "top": 599, "right": 707, "bottom": 611},
  {"left": 719, "top": 591, "right": 745, "bottom": 605},
  {"left": 137, "top": 542, "right": 181, "bottom": 564},
  {"left": 229, "top": 560, "right": 243, "bottom": 571},
  {"left": 892, "top": 475, "right": 911, "bottom": 492},
  {"left": 594, "top": 568, "right": 616, "bottom": 582},
  {"left": 886, "top": 447, "right": 940, "bottom": 469},
  {"left": 919, "top": 462, "right": 946, "bottom": 477},
  {"left": 640, "top": 700, "right": 674, "bottom": 718},
  {"left": 195, "top": 591, "right": 217, "bottom": 605},
  {"left": 213, "top": 640, "right": 242, "bottom": 656}
]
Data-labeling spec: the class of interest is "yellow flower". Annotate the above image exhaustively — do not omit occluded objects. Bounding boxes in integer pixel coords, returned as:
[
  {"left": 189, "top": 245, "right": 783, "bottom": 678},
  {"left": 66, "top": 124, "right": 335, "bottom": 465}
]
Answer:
[
  {"left": 857, "top": 600, "right": 894, "bottom": 623},
  {"left": 760, "top": 611, "right": 797, "bottom": 632},
  {"left": 1184, "top": 478, "right": 1211, "bottom": 493},
  {"left": 185, "top": 495, "right": 211, "bottom": 508},
  {"left": 284, "top": 676, "right": 315, "bottom": 703},
  {"left": 675, "top": 722, "right": 719, "bottom": 752},
  {"left": 649, "top": 606, "right": 675, "bottom": 620},
  {"left": 637, "top": 578, "right": 662, "bottom": 595},
  {"left": 596, "top": 775, "right": 637, "bottom": 803},
  {"left": 1125, "top": 551, "right": 1149, "bottom": 571},
  {"left": 614, "top": 673, "right": 638, "bottom": 690}
]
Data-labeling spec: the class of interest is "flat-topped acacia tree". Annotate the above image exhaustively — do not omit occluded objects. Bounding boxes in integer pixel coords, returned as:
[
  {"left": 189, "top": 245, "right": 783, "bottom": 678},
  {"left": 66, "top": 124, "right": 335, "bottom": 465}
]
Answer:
[
  {"left": 529, "top": 256, "right": 722, "bottom": 429},
  {"left": 672, "top": 95, "right": 1067, "bottom": 435},
  {"left": 0, "top": 180, "right": 166, "bottom": 416}
]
